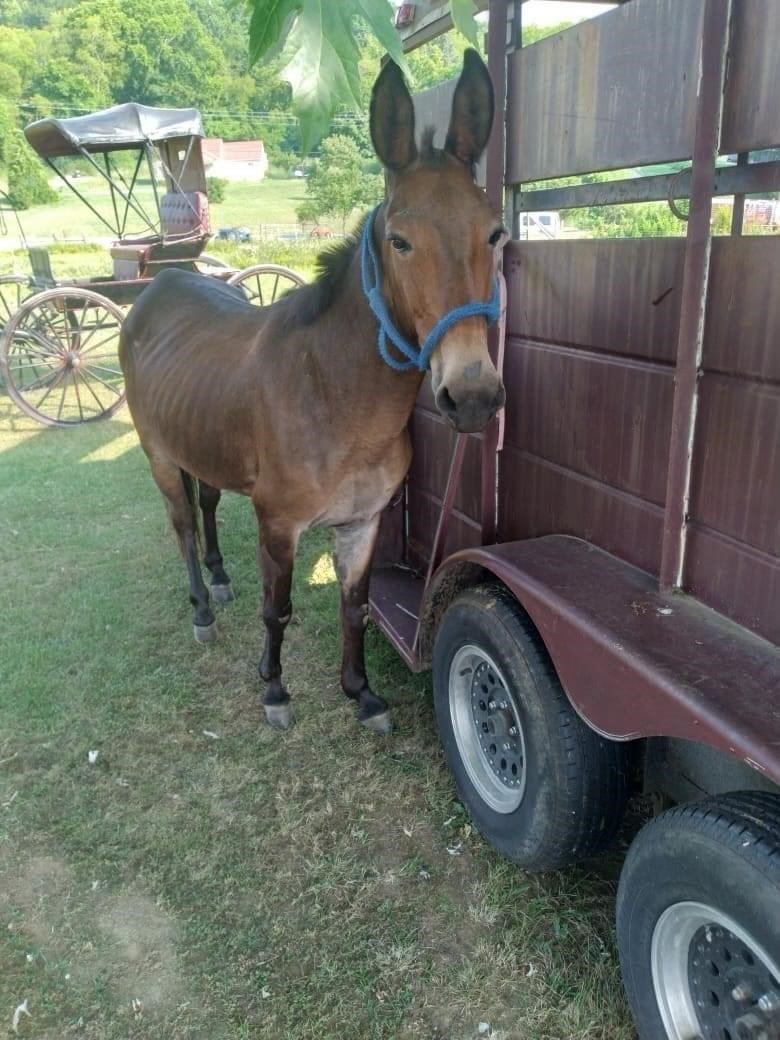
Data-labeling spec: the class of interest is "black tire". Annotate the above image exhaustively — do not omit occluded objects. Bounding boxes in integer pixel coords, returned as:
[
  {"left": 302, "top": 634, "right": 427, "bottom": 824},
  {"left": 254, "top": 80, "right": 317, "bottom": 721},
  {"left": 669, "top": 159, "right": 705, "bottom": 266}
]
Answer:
[
  {"left": 432, "top": 584, "right": 627, "bottom": 871},
  {"left": 617, "top": 792, "right": 780, "bottom": 1040}
]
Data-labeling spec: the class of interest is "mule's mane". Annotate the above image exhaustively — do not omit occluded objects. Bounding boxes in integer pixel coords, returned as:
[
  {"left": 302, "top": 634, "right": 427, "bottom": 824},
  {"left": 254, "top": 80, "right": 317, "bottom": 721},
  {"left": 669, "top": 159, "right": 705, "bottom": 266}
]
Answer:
[
  {"left": 288, "top": 214, "right": 369, "bottom": 326},
  {"left": 287, "top": 127, "right": 448, "bottom": 327}
]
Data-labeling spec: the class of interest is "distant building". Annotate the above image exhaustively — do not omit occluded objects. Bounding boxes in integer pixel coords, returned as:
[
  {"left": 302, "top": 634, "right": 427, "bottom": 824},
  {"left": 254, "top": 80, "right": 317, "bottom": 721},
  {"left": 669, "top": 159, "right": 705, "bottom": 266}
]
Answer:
[{"left": 202, "top": 138, "right": 268, "bottom": 182}]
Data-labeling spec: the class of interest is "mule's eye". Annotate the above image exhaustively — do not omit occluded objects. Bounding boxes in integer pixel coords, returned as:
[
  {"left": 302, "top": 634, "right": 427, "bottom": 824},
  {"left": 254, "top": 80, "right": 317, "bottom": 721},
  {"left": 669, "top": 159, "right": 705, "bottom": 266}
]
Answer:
[
  {"left": 389, "top": 236, "right": 412, "bottom": 254},
  {"left": 489, "top": 227, "right": 506, "bottom": 246}
]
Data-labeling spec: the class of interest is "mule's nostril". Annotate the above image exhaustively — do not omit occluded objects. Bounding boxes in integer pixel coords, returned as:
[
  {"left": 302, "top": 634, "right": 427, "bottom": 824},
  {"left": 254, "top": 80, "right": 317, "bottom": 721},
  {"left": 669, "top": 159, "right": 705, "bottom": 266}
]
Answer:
[{"left": 435, "top": 386, "right": 458, "bottom": 418}]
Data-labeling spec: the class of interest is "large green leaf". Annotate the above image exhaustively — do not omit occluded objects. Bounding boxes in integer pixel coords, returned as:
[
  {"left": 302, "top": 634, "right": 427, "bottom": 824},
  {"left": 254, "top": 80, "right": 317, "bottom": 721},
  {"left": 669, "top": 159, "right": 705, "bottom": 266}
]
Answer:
[
  {"left": 247, "top": 0, "right": 412, "bottom": 152},
  {"left": 449, "top": 0, "right": 479, "bottom": 45},
  {"left": 355, "top": 0, "right": 408, "bottom": 70},
  {"left": 279, "top": 0, "right": 359, "bottom": 153},
  {"left": 248, "top": 0, "right": 302, "bottom": 65}
]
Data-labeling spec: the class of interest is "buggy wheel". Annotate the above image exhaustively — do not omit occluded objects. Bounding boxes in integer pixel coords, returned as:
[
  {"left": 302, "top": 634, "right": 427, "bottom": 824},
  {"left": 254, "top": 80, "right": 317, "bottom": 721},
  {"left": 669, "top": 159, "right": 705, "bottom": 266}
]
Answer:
[
  {"left": 0, "top": 275, "right": 31, "bottom": 331},
  {"left": 432, "top": 584, "right": 627, "bottom": 871},
  {"left": 0, "top": 276, "right": 32, "bottom": 389},
  {"left": 617, "top": 792, "right": 780, "bottom": 1040},
  {"left": 196, "top": 253, "right": 230, "bottom": 270},
  {"left": 0, "top": 287, "right": 126, "bottom": 427},
  {"left": 227, "top": 264, "right": 305, "bottom": 306}
]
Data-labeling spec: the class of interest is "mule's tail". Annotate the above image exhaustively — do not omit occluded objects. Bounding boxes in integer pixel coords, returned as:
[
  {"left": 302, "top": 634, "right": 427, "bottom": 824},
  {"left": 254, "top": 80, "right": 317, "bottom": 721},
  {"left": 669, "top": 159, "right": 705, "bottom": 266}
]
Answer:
[{"left": 180, "top": 470, "right": 202, "bottom": 552}]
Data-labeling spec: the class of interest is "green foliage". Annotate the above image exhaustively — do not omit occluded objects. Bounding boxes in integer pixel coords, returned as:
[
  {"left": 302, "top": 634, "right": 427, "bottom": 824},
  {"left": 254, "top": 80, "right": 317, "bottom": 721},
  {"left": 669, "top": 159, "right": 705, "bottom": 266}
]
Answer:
[
  {"left": 7, "top": 129, "right": 57, "bottom": 208},
  {"left": 5, "top": 0, "right": 482, "bottom": 168},
  {"left": 207, "top": 176, "right": 228, "bottom": 204},
  {"left": 569, "top": 201, "right": 686, "bottom": 238},
  {"left": 406, "top": 34, "right": 463, "bottom": 90},
  {"left": 711, "top": 203, "right": 732, "bottom": 235},
  {"left": 297, "top": 133, "right": 381, "bottom": 231},
  {"left": 0, "top": 100, "right": 18, "bottom": 167},
  {"left": 449, "top": 0, "right": 479, "bottom": 45},
  {"left": 246, "top": 1, "right": 482, "bottom": 150},
  {"left": 522, "top": 21, "right": 573, "bottom": 45},
  {"left": 50, "top": 0, "right": 225, "bottom": 109}
]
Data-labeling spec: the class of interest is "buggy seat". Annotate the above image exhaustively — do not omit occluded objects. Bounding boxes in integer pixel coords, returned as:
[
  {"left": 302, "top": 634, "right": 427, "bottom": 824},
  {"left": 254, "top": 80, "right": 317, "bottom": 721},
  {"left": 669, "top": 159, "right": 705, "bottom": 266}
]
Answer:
[{"left": 110, "top": 190, "right": 211, "bottom": 277}]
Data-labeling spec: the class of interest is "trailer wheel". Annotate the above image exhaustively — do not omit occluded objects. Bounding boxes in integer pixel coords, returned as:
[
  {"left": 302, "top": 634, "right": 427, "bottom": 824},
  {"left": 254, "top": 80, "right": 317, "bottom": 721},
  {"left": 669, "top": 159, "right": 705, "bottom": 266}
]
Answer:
[
  {"left": 432, "top": 584, "right": 627, "bottom": 871},
  {"left": 617, "top": 792, "right": 780, "bottom": 1040}
]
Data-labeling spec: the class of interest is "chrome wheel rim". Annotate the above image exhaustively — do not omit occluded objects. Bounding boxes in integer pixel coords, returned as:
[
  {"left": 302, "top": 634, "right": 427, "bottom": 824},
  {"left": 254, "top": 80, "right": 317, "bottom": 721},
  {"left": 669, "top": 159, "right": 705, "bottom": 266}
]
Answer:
[
  {"left": 651, "top": 900, "right": 780, "bottom": 1039},
  {"left": 448, "top": 644, "right": 526, "bottom": 814}
]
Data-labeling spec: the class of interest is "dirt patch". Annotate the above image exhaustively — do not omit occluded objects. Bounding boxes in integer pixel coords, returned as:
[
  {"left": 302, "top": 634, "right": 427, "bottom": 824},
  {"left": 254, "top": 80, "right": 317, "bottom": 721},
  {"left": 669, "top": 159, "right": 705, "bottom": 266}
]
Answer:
[{"left": 1, "top": 844, "right": 196, "bottom": 1035}]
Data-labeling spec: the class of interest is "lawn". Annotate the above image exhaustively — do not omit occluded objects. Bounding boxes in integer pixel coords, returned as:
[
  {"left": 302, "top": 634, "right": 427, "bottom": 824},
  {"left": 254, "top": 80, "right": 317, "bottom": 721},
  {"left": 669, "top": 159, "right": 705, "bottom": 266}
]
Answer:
[
  {"left": 2, "top": 178, "right": 308, "bottom": 244},
  {"left": 0, "top": 400, "right": 635, "bottom": 1040},
  {"left": 0, "top": 176, "right": 332, "bottom": 287}
]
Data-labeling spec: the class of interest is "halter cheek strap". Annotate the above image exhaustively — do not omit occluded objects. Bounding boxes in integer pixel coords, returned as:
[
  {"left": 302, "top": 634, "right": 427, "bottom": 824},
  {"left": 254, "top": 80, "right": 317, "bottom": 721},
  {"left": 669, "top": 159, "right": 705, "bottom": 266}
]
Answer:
[{"left": 360, "top": 204, "right": 501, "bottom": 373}]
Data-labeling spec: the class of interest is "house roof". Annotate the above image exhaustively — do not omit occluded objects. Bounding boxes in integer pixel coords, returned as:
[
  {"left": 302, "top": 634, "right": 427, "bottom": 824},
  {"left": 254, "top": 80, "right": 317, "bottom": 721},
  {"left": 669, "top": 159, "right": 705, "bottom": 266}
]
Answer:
[{"left": 202, "top": 138, "right": 266, "bottom": 163}]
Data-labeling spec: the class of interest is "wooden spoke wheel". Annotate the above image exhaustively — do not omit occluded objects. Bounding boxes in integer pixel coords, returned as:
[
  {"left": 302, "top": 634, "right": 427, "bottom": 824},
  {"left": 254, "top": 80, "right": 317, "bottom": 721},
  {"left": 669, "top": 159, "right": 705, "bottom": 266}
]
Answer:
[
  {"left": 227, "top": 264, "right": 305, "bottom": 307},
  {"left": 0, "top": 275, "right": 31, "bottom": 329},
  {"left": 0, "top": 275, "right": 33, "bottom": 389},
  {"left": 196, "top": 253, "right": 231, "bottom": 270},
  {"left": 0, "top": 287, "right": 126, "bottom": 427}
]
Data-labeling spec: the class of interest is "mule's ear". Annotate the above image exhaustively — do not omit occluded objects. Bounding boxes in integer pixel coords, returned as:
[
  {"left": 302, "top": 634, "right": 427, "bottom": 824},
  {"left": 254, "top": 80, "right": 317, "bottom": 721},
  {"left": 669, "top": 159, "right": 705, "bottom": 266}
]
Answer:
[
  {"left": 445, "top": 49, "right": 494, "bottom": 166},
  {"left": 370, "top": 59, "right": 417, "bottom": 171}
]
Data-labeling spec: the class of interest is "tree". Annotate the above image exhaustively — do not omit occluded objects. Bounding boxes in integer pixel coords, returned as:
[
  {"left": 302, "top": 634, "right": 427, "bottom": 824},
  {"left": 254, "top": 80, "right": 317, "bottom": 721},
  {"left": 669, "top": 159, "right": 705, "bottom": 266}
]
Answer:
[
  {"left": 7, "top": 130, "right": 57, "bottom": 208},
  {"left": 36, "top": 0, "right": 227, "bottom": 110},
  {"left": 0, "top": 100, "right": 18, "bottom": 167},
  {"left": 206, "top": 177, "right": 227, "bottom": 204},
  {"left": 297, "top": 134, "right": 382, "bottom": 232},
  {"left": 246, "top": 0, "right": 482, "bottom": 151}
]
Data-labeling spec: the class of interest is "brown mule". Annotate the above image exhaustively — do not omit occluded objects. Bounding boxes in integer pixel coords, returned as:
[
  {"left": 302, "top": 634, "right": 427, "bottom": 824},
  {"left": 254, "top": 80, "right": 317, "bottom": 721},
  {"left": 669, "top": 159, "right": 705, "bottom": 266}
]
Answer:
[{"left": 119, "top": 50, "right": 506, "bottom": 734}]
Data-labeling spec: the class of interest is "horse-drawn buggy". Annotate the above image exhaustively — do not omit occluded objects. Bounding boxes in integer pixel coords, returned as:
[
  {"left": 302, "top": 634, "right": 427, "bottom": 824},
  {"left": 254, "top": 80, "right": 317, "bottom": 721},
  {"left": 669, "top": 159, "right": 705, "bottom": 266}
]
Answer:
[{"left": 0, "top": 103, "right": 304, "bottom": 426}]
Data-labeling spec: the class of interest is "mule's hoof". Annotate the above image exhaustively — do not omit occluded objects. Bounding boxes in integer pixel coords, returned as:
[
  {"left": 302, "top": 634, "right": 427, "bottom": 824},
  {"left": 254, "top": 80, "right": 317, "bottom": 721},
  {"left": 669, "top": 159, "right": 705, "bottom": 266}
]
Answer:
[
  {"left": 193, "top": 621, "right": 217, "bottom": 644},
  {"left": 211, "top": 583, "right": 234, "bottom": 604},
  {"left": 361, "top": 711, "right": 392, "bottom": 736},
  {"left": 265, "top": 702, "right": 294, "bottom": 731}
]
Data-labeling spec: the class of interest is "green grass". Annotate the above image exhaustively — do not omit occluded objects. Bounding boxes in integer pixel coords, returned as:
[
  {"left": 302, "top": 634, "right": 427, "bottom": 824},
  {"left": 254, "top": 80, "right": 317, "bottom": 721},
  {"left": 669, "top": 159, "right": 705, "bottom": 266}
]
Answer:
[
  {"left": 0, "top": 240, "right": 320, "bottom": 285},
  {"left": 0, "top": 176, "right": 331, "bottom": 285},
  {"left": 3, "top": 178, "right": 307, "bottom": 243},
  {"left": 0, "top": 404, "right": 635, "bottom": 1040}
]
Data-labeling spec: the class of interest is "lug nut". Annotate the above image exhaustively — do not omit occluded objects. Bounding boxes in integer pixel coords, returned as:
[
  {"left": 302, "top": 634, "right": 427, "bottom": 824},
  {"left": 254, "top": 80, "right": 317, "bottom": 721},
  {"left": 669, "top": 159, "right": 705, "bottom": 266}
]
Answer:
[
  {"left": 488, "top": 701, "right": 497, "bottom": 711},
  {"left": 757, "top": 992, "right": 780, "bottom": 1014},
  {"left": 732, "top": 984, "right": 754, "bottom": 1002},
  {"left": 509, "top": 726, "right": 517, "bottom": 736}
]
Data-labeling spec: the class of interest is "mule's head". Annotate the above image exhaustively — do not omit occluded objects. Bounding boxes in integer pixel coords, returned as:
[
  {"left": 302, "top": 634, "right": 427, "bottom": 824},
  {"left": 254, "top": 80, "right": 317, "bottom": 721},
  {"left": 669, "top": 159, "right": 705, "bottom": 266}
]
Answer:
[{"left": 369, "top": 49, "right": 506, "bottom": 433}]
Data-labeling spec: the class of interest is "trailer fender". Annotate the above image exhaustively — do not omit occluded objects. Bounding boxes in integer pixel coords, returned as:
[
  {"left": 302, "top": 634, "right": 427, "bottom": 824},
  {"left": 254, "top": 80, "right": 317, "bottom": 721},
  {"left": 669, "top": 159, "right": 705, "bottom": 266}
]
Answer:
[{"left": 416, "top": 536, "right": 780, "bottom": 785}]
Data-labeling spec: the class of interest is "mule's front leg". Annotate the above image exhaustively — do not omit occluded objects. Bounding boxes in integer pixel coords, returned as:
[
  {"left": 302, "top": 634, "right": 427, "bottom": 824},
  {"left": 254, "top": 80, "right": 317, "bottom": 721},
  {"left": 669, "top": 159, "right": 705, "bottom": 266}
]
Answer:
[
  {"left": 334, "top": 517, "right": 391, "bottom": 735},
  {"left": 257, "top": 519, "right": 299, "bottom": 730}
]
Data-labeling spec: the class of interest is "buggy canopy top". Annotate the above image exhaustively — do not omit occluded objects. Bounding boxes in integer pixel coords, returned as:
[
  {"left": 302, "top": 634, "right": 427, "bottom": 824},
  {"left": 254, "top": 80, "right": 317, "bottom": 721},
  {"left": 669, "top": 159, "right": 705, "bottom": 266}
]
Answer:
[{"left": 25, "top": 103, "right": 205, "bottom": 158}]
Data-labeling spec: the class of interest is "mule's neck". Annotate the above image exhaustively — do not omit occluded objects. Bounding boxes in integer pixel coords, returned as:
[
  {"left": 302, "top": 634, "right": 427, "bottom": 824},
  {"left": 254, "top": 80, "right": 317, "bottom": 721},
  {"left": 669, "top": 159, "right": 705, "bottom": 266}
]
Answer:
[{"left": 306, "top": 206, "right": 425, "bottom": 441}]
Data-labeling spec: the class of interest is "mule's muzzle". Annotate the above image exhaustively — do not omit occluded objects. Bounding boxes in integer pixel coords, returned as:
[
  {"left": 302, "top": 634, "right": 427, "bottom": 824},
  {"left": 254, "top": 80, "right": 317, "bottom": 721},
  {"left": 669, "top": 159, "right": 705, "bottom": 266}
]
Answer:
[{"left": 435, "top": 380, "right": 506, "bottom": 433}]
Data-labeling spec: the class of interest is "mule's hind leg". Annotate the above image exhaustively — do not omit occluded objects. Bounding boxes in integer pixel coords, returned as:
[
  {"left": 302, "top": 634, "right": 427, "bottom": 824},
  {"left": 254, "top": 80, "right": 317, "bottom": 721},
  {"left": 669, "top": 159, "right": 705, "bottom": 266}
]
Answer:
[
  {"left": 256, "top": 516, "right": 299, "bottom": 730},
  {"left": 199, "top": 481, "right": 233, "bottom": 603},
  {"left": 333, "top": 516, "right": 391, "bottom": 735},
  {"left": 147, "top": 454, "right": 216, "bottom": 643}
]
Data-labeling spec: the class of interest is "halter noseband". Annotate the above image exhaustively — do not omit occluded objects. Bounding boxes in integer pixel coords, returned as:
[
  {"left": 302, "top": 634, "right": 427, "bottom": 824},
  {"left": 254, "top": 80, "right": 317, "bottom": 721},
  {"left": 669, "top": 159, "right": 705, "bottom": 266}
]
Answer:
[{"left": 360, "top": 205, "right": 501, "bottom": 373}]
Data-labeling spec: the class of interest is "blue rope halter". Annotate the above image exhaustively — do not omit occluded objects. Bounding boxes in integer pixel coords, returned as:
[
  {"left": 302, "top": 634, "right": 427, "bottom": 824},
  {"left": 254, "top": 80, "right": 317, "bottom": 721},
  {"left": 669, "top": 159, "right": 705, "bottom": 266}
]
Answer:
[{"left": 360, "top": 205, "right": 501, "bottom": 373}]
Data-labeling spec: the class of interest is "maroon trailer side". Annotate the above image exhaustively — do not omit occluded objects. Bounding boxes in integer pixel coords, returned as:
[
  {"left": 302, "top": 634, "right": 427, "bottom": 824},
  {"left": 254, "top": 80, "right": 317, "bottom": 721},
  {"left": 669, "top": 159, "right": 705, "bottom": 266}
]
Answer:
[{"left": 370, "top": 2, "right": 780, "bottom": 1036}]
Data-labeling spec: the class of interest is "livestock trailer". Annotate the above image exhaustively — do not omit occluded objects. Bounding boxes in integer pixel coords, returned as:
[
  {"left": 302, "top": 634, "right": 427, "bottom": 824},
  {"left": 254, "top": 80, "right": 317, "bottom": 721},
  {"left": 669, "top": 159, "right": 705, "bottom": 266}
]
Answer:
[{"left": 370, "top": 2, "right": 780, "bottom": 1037}]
